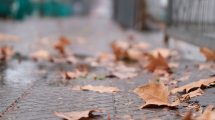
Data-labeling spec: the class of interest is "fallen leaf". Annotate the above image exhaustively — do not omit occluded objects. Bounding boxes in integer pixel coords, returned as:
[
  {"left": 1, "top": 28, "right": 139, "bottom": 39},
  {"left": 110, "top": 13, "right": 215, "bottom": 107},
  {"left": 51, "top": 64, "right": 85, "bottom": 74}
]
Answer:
[
  {"left": 107, "top": 64, "right": 137, "bottom": 72},
  {"left": 196, "top": 105, "right": 215, "bottom": 120},
  {"left": 121, "top": 115, "right": 134, "bottom": 120},
  {"left": 152, "top": 69, "right": 168, "bottom": 76},
  {"left": 182, "top": 105, "right": 215, "bottom": 120},
  {"left": 72, "top": 85, "right": 120, "bottom": 93},
  {"left": 145, "top": 53, "right": 170, "bottom": 71},
  {"left": 149, "top": 48, "right": 170, "bottom": 58},
  {"left": 200, "top": 47, "right": 215, "bottom": 62},
  {"left": 65, "top": 65, "right": 88, "bottom": 79},
  {"left": 0, "top": 33, "right": 20, "bottom": 42},
  {"left": 169, "top": 62, "right": 179, "bottom": 69},
  {"left": 131, "top": 41, "right": 149, "bottom": 50},
  {"left": 176, "top": 75, "right": 190, "bottom": 82},
  {"left": 30, "top": 50, "right": 50, "bottom": 59},
  {"left": 182, "top": 109, "right": 193, "bottom": 120},
  {"left": 52, "top": 109, "right": 105, "bottom": 120},
  {"left": 132, "top": 80, "right": 180, "bottom": 108},
  {"left": 111, "top": 40, "right": 130, "bottom": 59},
  {"left": 106, "top": 72, "right": 138, "bottom": 79},
  {"left": 182, "top": 88, "right": 204, "bottom": 98},
  {"left": 198, "top": 64, "right": 215, "bottom": 70},
  {"left": 67, "top": 56, "right": 78, "bottom": 64},
  {"left": 0, "top": 46, "right": 14, "bottom": 60},
  {"left": 170, "top": 77, "right": 215, "bottom": 94},
  {"left": 55, "top": 37, "right": 71, "bottom": 54},
  {"left": 127, "top": 49, "right": 150, "bottom": 61}
]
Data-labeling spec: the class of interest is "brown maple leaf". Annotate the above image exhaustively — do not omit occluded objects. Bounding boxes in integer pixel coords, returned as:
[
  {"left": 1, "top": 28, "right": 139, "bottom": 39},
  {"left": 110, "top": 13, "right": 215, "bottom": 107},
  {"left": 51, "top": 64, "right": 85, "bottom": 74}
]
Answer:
[
  {"left": 170, "top": 77, "right": 215, "bottom": 95},
  {"left": 145, "top": 53, "right": 170, "bottom": 71},
  {"left": 65, "top": 65, "right": 88, "bottom": 79},
  {"left": 106, "top": 72, "right": 138, "bottom": 79},
  {"left": 52, "top": 109, "right": 105, "bottom": 120},
  {"left": 200, "top": 47, "right": 215, "bottom": 62},
  {"left": 132, "top": 80, "right": 180, "bottom": 108},
  {"left": 72, "top": 85, "right": 120, "bottom": 93}
]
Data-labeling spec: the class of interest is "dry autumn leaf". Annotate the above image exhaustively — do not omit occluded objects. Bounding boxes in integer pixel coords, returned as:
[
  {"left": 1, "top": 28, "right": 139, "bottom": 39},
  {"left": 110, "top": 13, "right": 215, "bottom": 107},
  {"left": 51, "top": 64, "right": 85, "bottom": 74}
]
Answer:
[
  {"left": 131, "top": 41, "right": 149, "bottom": 50},
  {"left": 145, "top": 53, "right": 170, "bottom": 71},
  {"left": 52, "top": 109, "right": 105, "bottom": 120},
  {"left": 0, "top": 46, "right": 14, "bottom": 60},
  {"left": 149, "top": 48, "right": 171, "bottom": 58},
  {"left": 107, "top": 64, "right": 137, "bottom": 72},
  {"left": 107, "top": 72, "right": 138, "bottom": 79},
  {"left": 72, "top": 85, "right": 120, "bottom": 93},
  {"left": 182, "top": 88, "right": 204, "bottom": 99},
  {"left": 182, "top": 105, "right": 215, "bottom": 120},
  {"left": 111, "top": 40, "right": 130, "bottom": 59},
  {"left": 177, "top": 75, "right": 190, "bottom": 82},
  {"left": 126, "top": 49, "right": 150, "bottom": 61},
  {"left": 55, "top": 36, "right": 71, "bottom": 54},
  {"left": 198, "top": 64, "right": 215, "bottom": 70},
  {"left": 200, "top": 47, "right": 215, "bottom": 62},
  {"left": 170, "top": 77, "right": 215, "bottom": 95},
  {"left": 132, "top": 80, "right": 180, "bottom": 108},
  {"left": 182, "top": 109, "right": 193, "bottom": 120},
  {"left": 65, "top": 65, "right": 88, "bottom": 79},
  {"left": 121, "top": 115, "right": 134, "bottom": 120},
  {"left": 196, "top": 105, "right": 215, "bottom": 120},
  {"left": 30, "top": 50, "right": 50, "bottom": 59}
]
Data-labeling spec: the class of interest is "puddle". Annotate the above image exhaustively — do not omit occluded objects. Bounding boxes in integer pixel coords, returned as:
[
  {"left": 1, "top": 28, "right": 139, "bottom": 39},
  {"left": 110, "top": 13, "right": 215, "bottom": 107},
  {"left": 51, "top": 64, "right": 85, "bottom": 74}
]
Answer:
[{"left": 0, "top": 60, "right": 43, "bottom": 86}]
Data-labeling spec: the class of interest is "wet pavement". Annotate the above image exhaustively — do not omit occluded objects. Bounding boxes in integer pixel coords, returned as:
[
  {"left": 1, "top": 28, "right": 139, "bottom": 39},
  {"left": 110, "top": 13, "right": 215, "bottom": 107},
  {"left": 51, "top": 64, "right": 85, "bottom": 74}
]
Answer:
[{"left": 0, "top": 17, "right": 215, "bottom": 120}]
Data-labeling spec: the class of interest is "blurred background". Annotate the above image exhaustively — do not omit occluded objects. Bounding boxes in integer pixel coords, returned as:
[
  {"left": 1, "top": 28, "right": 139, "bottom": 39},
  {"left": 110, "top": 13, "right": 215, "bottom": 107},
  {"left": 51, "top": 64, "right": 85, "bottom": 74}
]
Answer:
[
  {"left": 1, "top": 0, "right": 215, "bottom": 56},
  {"left": 0, "top": 0, "right": 167, "bottom": 30}
]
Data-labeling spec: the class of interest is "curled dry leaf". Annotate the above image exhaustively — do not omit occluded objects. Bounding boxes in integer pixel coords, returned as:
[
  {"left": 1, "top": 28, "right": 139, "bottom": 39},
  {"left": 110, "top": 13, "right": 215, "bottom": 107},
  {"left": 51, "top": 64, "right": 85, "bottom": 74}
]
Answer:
[
  {"left": 149, "top": 48, "right": 170, "bottom": 58},
  {"left": 72, "top": 85, "right": 120, "bottom": 93},
  {"left": 67, "top": 56, "right": 78, "bottom": 64},
  {"left": 169, "top": 62, "right": 179, "bottom": 69},
  {"left": 170, "top": 77, "right": 215, "bottom": 95},
  {"left": 0, "top": 46, "right": 14, "bottom": 60},
  {"left": 131, "top": 41, "right": 149, "bottom": 50},
  {"left": 65, "top": 65, "right": 88, "bottom": 79},
  {"left": 0, "top": 33, "right": 20, "bottom": 42},
  {"left": 182, "top": 88, "right": 204, "bottom": 99},
  {"left": 200, "top": 47, "right": 215, "bottom": 62},
  {"left": 55, "top": 36, "right": 71, "bottom": 54},
  {"left": 52, "top": 109, "right": 105, "bottom": 120},
  {"left": 182, "top": 105, "right": 215, "bottom": 120},
  {"left": 176, "top": 75, "right": 190, "bottom": 82},
  {"left": 132, "top": 80, "right": 180, "bottom": 108},
  {"left": 198, "top": 64, "right": 215, "bottom": 70},
  {"left": 107, "top": 64, "right": 137, "bottom": 72},
  {"left": 196, "top": 105, "right": 215, "bottom": 120},
  {"left": 111, "top": 40, "right": 130, "bottom": 59},
  {"left": 106, "top": 72, "right": 138, "bottom": 79},
  {"left": 182, "top": 109, "right": 193, "bottom": 120},
  {"left": 126, "top": 49, "right": 150, "bottom": 61},
  {"left": 145, "top": 53, "right": 170, "bottom": 71},
  {"left": 121, "top": 115, "right": 134, "bottom": 120},
  {"left": 30, "top": 50, "right": 50, "bottom": 59}
]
